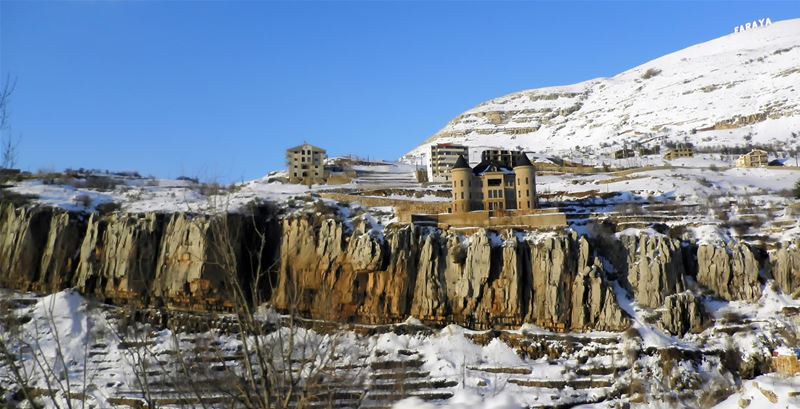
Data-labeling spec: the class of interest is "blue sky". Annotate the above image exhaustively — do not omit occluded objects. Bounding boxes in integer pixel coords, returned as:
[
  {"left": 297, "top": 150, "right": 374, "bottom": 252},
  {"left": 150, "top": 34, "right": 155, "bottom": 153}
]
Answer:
[{"left": 1, "top": 1, "right": 797, "bottom": 182}]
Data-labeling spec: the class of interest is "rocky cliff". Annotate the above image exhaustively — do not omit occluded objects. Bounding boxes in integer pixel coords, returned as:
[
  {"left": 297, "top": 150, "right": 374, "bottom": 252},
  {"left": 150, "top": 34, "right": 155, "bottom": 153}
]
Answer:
[
  {"left": 1, "top": 202, "right": 798, "bottom": 334},
  {"left": 697, "top": 242, "right": 762, "bottom": 302}
]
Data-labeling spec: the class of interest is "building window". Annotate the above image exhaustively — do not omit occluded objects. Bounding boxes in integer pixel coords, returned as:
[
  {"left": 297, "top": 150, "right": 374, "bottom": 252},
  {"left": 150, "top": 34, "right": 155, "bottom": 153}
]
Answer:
[
  {"left": 460, "top": 192, "right": 464, "bottom": 199},
  {"left": 525, "top": 177, "right": 528, "bottom": 184},
  {"left": 526, "top": 190, "right": 529, "bottom": 197},
  {"left": 527, "top": 201, "right": 530, "bottom": 208},
  {"left": 460, "top": 180, "right": 463, "bottom": 187}
]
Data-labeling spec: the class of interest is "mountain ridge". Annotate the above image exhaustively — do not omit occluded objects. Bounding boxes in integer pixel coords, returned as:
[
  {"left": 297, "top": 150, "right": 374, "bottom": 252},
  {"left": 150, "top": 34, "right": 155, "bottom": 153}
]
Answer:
[{"left": 403, "top": 18, "right": 800, "bottom": 164}]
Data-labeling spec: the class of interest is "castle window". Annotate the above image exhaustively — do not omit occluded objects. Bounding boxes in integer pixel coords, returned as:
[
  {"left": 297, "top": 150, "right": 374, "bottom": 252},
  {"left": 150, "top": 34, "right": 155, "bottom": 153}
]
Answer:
[
  {"left": 460, "top": 192, "right": 464, "bottom": 199},
  {"left": 525, "top": 177, "right": 529, "bottom": 184},
  {"left": 460, "top": 180, "right": 463, "bottom": 187}
]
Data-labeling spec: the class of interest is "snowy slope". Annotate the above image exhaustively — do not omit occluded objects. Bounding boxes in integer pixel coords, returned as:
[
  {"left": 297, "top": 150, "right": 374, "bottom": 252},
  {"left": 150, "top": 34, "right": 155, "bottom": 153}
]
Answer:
[{"left": 403, "top": 19, "right": 800, "bottom": 164}]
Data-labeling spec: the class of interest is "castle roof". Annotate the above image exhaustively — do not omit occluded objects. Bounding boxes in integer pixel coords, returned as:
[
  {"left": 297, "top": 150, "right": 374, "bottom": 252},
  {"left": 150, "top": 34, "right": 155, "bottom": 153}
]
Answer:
[
  {"left": 514, "top": 152, "right": 534, "bottom": 168},
  {"left": 452, "top": 154, "right": 470, "bottom": 169},
  {"left": 472, "top": 160, "right": 513, "bottom": 176}
]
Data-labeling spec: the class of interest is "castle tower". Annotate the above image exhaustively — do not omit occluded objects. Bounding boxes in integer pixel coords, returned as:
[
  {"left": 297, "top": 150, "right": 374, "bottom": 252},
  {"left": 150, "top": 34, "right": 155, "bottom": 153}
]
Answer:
[
  {"left": 513, "top": 153, "right": 537, "bottom": 210},
  {"left": 451, "top": 155, "right": 472, "bottom": 213}
]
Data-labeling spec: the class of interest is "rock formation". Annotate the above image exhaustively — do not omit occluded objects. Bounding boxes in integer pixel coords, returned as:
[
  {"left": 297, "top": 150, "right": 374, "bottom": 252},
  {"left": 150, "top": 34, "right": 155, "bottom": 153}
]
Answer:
[
  {"left": 768, "top": 241, "right": 800, "bottom": 296},
  {"left": 0, "top": 202, "right": 718, "bottom": 333},
  {"left": 619, "top": 234, "right": 685, "bottom": 308},
  {"left": 697, "top": 242, "right": 761, "bottom": 302},
  {"left": 658, "top": 292, "right": 707, "bottom": 336}
]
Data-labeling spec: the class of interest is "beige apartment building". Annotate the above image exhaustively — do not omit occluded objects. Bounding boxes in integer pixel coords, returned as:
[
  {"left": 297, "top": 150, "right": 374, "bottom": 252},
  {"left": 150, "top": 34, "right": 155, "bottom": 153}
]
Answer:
[
  {"left": 736, "top": 149, "right": 768, "bottom": 168},
  {"left": 286, "top": 143, "right": 327, "bottom": 185},
  {"left": 429, "top": 143, "right": 469, "bottom": 183},
  {"left": 663, "top": 144, "right": 694, "bottom": 160}
]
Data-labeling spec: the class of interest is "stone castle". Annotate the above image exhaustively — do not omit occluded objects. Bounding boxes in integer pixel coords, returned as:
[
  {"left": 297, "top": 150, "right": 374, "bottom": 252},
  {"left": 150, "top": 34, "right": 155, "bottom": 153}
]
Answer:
[{"left": 450, "top": 153, "right": 537, "bottom": 213}]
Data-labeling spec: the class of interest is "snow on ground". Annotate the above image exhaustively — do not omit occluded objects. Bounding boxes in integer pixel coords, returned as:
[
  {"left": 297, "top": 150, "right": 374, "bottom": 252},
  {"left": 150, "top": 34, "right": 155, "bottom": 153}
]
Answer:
[
  {"left": 2, "top": 281, "right": 799, "bottom": 409},
  {"left": 711, "top": 373, "right": 800, "bottom": 409},
  {"left": 394, "top": 390, "right": 523, "bottom": 409},
  {"left": 538, "top": 166, "right": 800, "bottom": 203}
]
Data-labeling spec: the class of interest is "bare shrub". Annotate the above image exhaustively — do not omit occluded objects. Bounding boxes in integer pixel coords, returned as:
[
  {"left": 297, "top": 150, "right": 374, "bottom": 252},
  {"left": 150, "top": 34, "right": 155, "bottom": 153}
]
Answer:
[
  {"left": 95, "top": 201, "right": 121, "bottom": 214},
  {"left": 74, "top": 194, "right": 92, "bottom": 208},
  {"left": 0, "top": 189, "right": 35, "bottom": 207},
  {"left": 794, "top": 179, "right": 800, "bottom": 199},
  {"left": 697, "top": 374, "right": 734, "bottom": 408},
  {"left": 667, "top": 224, "right": 688, "bottom": 240},
  {"left": 614, "top": 203, "right": 643, "bottom": 216},
  {"left": 81, "top": 175, "right": 120, "bottom": 191},
  {"left": 641, "top": 68, "right": 662, "bottom": 79},
  {"left": 721, "top": 310, "right": 745, "bottom": 325}
]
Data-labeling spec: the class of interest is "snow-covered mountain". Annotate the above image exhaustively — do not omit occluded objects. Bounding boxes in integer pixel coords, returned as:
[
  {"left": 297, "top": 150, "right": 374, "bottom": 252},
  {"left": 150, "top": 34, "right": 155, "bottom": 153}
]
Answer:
[{"left": 403, "top": 18, "right": 800, "bottom": 163}]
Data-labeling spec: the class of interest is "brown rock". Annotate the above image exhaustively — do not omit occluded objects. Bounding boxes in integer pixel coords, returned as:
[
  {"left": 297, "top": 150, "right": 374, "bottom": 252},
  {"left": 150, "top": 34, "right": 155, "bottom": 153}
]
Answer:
[{"left": 697, "top": 242, "right": 761, "bottom": 301}]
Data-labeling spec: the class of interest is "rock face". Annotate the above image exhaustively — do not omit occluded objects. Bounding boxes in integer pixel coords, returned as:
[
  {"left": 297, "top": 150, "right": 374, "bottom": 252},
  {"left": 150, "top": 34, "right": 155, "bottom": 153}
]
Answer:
[
  {"left": 0, "top": 204, "right": 271, "bottom": 308},
  {"left": 9, "top": 201, "right": 792, "bottom": 334},
  {"left": 768, "top": 241, "right": 800, "bottom": 296},
  {"left": 659, "top": 292, "right": 707, "bottom": 336},
  {"left": 697, "top": 242, "right": 761, "bottom": 302},
  {"left": 271, "top": 219, "right": 630, "bottom": 331},
  {"left": 76, "top": 213, "right": 162, "bottom": 298},
  {"left": 619, "top": 234, "right": 685, "bottom": 308}
]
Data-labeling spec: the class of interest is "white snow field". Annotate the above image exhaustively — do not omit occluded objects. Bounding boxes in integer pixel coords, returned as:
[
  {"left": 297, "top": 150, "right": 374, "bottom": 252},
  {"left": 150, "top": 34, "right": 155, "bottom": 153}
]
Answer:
[
  {"left": 1, "top": 287, "right": 798, "bottom": 409},
  {"left": 402, "top": 18, "right": 800, "bottom": 166}
]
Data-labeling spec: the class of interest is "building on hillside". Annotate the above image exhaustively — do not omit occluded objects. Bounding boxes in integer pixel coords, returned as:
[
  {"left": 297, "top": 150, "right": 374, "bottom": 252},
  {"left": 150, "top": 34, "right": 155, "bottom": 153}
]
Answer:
[
  {"left": 663, "top": 144, "right": 694, "bottom": 160},
  {"left": 286, "top": 143, "right": 327, "bottom": 185},
  {"left": 638, "top": 146, "right": 660, "bottom": 156},
  {"left": 450, "top": 153, "right": 537, "bottom": 213},
  {"left": 480, "top": 148, "right": 524, "bottom": 168},
  {"left": 736, "top": 149, "right": 768, "bottom": 168},
  {"left": 429, "top": 143, "right": 469, "bottom": 183},
  {"left": 612, "top": 148, "right": 635, "bottom": 159}
]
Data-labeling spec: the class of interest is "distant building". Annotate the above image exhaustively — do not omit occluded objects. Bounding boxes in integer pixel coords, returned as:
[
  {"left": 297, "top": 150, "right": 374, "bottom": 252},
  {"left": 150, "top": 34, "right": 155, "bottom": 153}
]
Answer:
[
  {"left": 286, "top": 143, "right": 327, "bottom": 185},
  {"left": 663, "top": 144, "right": 694, "bottom": 160},
  {"left": 638, "top": 146, "right": 660, "bottom": 156},
  {"left": 429, "top": 143, "right": 469, "bottom": 183},
  {"left": 480, "top": 148, "right": 523, "bottom": 168},
  {"left": 451, "top": 153, "right": 537, "bottom": 213},
  {"left": 612, "top": 148, "right": 635, "bottom": 159},
  {"left": 736, "top": 149, "right": 768, "bottom": 168}
]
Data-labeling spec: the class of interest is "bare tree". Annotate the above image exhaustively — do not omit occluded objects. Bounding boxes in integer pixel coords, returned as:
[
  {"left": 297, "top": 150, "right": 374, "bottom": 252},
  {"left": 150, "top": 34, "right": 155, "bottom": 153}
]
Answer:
[
  {"left": 0, "top": 291, "right": 96, "bottom": 409},
  {"left": 140, "top": 193, "right": 369, "bottom": 409},
  {"left": 0, "top": 76, "right": 20, "bottom": 169},
  {"left": 0, "top": 296, "right": 41, "bottom": 408}
]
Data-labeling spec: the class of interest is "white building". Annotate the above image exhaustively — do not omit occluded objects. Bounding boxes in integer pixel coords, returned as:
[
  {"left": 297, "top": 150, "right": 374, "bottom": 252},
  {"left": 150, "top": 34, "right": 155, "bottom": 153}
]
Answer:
[{"left": 428, "top": 143, "right": 468, "bottom": 183}]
